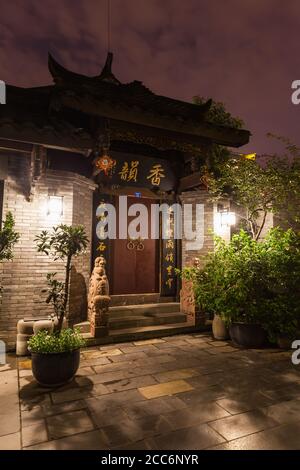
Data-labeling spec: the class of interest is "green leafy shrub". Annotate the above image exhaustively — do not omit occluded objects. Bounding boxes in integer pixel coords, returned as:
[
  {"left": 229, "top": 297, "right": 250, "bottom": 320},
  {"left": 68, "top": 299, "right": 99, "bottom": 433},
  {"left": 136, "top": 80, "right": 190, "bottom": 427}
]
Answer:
[
  {"left": 0, "top": 212, "right": 20, "bottom": 261},
  {"left": 181, "top": 231, "right": 271, "bottom": 324},
  {"left": 179, "top": 228, "right": 300, "bottom": 342},
  {"left": 0, "top": 212, "right": 19, "bottom": 296},
  {"left": 262, "top": 228, "right": 300, "bottom": 341},
  {"left": 28, "top": 328, "right": 86, "bottom": 354}
]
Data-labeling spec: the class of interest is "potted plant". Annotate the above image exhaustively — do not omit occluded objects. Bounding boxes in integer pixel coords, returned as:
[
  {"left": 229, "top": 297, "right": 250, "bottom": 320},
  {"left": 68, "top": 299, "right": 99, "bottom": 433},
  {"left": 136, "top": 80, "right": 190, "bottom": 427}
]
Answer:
[
  {"left": 262, "top": 229, "right": 300, "bottom": 349},
  {"left": 180, "top": 231, "right": 271, "bottom": 347},
  {"left": 204, "top": 140, "right": 300, "bottom": 347},
  {"left": 264, "top": 299, "right": 298, "bottom": 349},
  {"left": 219, "top": 231, "right": 270, "bottom": 347},
  {"left": 28, "top": 224, "right": 88, "bottom": 387},
  {"left": 223, "top": 229, "right": 300, "bottom": 348},
  {"left": 179, "top": 247, "right": 229, "bottom": 340}
]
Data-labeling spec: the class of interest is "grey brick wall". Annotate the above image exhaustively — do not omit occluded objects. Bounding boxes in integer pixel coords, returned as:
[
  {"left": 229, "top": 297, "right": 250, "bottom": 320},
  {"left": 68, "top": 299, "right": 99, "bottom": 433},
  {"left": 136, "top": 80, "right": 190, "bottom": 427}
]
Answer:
[
  {"left": 180, "top": 190, "right": 228, "bottom": 267},
  {"left": 0, "top": 154, "right": 96, "bottom": 349},
  {"left": 180, "top": 190, "right": 274, "bottom": 268}
]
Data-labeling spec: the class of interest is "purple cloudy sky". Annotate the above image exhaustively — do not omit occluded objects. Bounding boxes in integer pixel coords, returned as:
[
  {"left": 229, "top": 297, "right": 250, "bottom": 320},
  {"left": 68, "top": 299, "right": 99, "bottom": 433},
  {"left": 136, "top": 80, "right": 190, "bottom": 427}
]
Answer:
[{"left": 1, "top": 0, "right": 300, "bottom": 154}]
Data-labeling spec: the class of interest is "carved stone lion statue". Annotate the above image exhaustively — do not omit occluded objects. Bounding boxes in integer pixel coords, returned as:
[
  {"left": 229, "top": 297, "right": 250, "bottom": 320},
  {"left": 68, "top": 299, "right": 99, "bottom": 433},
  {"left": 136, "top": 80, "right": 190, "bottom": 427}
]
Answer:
[{"left": 88, "top": 256, "right": 110, "bottom": 337}]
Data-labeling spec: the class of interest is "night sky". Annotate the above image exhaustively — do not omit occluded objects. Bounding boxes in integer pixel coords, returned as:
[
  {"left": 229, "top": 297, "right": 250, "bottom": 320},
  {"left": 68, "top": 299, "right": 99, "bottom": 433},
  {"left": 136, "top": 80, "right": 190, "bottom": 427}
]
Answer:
[{"left": 1, "top": 0, "right": 300, "bottom": 154}]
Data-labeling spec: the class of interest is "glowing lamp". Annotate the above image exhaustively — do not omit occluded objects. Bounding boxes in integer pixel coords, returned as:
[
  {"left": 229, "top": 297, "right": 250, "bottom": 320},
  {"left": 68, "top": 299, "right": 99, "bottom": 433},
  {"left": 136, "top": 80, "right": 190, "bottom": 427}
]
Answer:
[
  {"left": 47, "top": 196, "right": 63, "bottom": 217},
  {"left": 220, "top": 209, "right": 236, "bottom": 227}
]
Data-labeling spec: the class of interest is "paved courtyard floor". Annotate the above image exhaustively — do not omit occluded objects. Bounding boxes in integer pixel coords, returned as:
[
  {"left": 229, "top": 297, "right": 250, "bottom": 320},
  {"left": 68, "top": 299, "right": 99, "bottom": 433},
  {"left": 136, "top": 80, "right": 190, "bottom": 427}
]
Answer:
[{"left": 1, "top": 332, "right": 300, "bottom": 450}]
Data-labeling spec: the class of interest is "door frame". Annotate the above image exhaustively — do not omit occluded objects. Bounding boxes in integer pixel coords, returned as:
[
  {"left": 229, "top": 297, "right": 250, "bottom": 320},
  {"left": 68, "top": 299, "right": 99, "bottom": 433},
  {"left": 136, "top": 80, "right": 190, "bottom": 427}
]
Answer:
[
  {"left": 110, "top": 193, "right": 160, "bottom": 295},
  {"left": 92, "top": 187, "right": 178, "bottom": 298}
]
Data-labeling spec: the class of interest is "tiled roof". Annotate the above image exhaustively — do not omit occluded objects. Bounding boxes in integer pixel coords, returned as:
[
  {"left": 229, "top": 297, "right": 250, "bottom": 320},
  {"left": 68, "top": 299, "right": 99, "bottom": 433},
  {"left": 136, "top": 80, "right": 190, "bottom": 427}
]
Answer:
[{"left": 48, "top": 52, "right": 212, "bottom": 123}]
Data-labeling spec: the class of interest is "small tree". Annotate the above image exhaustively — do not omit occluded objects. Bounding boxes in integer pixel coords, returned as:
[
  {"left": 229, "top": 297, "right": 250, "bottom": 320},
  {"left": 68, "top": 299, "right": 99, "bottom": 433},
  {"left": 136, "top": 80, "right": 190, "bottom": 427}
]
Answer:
[
  {"left": 207, "top": 154, "right": 299, "bottom": 240},
  {"left": 0, "top": 212, "right": 20, "bottom": 296},
  {"left": 0, "top": 212, "right": 20, "bottom": 261},
  {"left": 35, "top": 225, "right": 88, "bottom": 334},
  {"left": 207, "top": 133, "right": 300, "bottom": 239}
]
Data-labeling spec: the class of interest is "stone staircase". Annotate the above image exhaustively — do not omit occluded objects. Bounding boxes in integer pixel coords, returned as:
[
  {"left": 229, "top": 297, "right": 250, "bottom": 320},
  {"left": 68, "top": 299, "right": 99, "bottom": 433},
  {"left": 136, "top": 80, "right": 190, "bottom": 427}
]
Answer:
[
  {"left": 110, "top": 293, "right": 176, "bottom": 307},
  {"left": 76, "top": 302, "right": 186, "bottom": 333},
  {"left": 74, "top": 301, "right": 201, "bottom": 345}
]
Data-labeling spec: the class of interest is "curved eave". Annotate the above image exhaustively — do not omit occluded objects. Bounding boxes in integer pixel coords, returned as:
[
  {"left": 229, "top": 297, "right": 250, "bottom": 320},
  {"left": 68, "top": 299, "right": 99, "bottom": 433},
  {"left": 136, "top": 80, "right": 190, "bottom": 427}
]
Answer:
[
  {"left": 48, "top": 53, "right": 211, "bottom": 119},
  {"left": 48, "top": 53, "right": 89, "bottom": 84},
  {"left": 59, "top": 93, "right": 250, "bottom": 147},
  {"left": 48, "top": 52, "right": 121, "bottom": 86}
]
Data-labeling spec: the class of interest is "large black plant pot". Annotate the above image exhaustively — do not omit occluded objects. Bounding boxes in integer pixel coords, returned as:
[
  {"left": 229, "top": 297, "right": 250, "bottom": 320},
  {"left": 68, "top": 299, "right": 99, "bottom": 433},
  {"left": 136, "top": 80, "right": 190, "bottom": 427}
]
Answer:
[
  {"left": 229, "top": 323, "right": 267, "bottom": 348},
  {"left": 31, "top": 349, "right": 80, "bottom": 387}
]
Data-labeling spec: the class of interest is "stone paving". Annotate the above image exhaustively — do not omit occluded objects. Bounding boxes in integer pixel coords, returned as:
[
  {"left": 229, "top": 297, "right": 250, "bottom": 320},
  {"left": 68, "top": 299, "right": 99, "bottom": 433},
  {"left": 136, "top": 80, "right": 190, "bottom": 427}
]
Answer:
[{"left": 1, "top": 332, "right": 300, "bottom": 450}]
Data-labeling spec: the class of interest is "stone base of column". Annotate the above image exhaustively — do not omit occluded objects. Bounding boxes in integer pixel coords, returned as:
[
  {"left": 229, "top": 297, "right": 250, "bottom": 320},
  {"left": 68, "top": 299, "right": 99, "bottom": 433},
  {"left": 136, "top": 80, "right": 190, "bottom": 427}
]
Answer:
[{"left": 90, "top": 324, "right": 109, "bottom": 338}]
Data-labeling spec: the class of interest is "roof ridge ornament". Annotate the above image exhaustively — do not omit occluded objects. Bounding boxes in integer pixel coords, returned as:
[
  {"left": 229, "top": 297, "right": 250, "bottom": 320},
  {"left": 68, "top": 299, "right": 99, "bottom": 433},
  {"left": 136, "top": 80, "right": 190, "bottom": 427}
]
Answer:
[
  {"left": 98, "top": 52, "right": 121, "bottom": 85},
  {"left": 48, "top": 51, "right": 121, "bottom": 86}
]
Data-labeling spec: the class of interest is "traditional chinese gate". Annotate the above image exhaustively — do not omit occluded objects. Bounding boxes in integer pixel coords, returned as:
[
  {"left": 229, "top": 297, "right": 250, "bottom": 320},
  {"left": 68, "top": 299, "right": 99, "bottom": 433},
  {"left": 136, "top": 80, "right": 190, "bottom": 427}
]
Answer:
[{"left": 92, "top": 151, "right": 178, "bottom": 298}]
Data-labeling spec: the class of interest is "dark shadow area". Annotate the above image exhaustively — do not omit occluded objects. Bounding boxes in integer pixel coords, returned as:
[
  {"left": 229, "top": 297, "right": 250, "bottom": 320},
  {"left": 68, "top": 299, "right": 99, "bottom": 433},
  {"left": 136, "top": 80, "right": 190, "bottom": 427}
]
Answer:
[
  {"left": 69, "top": 266, "right": 88, "bottom": 325},
  {"left": 19, "top": 373, "right": 94, "bottom": 411}
]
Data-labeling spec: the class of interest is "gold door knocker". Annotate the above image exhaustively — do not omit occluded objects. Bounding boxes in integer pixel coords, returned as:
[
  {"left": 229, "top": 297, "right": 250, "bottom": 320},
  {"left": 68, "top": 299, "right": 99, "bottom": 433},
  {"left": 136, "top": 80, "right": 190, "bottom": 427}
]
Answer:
[{"left": 126, "top": 237, "right": 145, "bottom": 251}]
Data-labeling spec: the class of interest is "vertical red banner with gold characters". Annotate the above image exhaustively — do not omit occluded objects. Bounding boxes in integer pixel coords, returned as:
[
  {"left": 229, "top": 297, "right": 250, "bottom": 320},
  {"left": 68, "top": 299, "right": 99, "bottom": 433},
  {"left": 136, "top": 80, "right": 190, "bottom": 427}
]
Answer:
[
  {"left": 160, "top": 205, "right": 177, "bottom": 297},
  {"left": 92, "top": 192, "right": 112, "bottom": 271}
]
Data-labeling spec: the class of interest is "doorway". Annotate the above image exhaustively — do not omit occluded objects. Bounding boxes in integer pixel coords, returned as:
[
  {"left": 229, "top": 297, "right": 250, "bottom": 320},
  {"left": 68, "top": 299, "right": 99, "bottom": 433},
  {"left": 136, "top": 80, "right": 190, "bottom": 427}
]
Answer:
[{"left": 111, "top": 195, "right": 159, "bottom": 295}]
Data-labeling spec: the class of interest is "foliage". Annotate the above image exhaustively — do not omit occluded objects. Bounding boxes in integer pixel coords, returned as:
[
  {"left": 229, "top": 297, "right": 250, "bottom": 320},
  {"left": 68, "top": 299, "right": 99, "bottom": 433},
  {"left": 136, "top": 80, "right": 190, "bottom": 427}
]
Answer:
[
  {"left": 193, "top": 96, "right": 245, "bottom": 170},
  {"left": 207, "top": 154, "right": 299, "bottom": 239},
  {"left": 35, "top": 224, "right": 88, "bottom": 334},
  {"left": 262, "top": 228, "right": 300, "bottom": 341},
  {"left": 193, "top": 96, "right": 244, "bottom": 129},
  {"left": 181, "top": 231, "right": 270, "bottom": 324},
  {"left": 0, "top": 212, "right": 19, "bottom": 297},
  {"left": 207, "top": 134, "right": 300, "bottom": 238},
  {"left": 28, "top": 328, "right": 86, "bottom": 354},
  {"left": 179, "top": 247, "right": 228, "bottom": 319},
  {"left": 0, "top": 212, "right": 19, "bottom": 261},
  {"left": 179, "top": 229, "right": 300, "bottom": 341},
  {"left": 45, "top": 273, "right": 65, "bottom": 319},
  {"left": 35, "top": 224, "right": 88, "bottom": 261},
  {"left": 266, "top": 134, "right": 300, "bottom": 228}
]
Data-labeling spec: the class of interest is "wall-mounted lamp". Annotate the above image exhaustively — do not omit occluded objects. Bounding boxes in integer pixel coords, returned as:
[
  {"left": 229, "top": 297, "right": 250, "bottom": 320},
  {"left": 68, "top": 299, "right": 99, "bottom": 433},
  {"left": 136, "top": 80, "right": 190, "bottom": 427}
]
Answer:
[
  {"left": 219, "top": 208, "right": 236, "bottom": 227},
  {"left": 47, "top": 196, "right": 63, "bottom": 217}
]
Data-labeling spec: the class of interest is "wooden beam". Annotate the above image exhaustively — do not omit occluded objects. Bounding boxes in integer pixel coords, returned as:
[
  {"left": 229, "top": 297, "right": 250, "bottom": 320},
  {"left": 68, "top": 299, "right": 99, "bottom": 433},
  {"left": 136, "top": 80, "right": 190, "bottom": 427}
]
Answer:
[
  {"left": 62, "top": 95, "right": 250, "bottom": 147},
  {"left": 0, "top": 138, "right": 33, "bottom": 153},
  {"left": 0, "top": 130, "right": 92, "bottom": 154},
  {"left": 178, "top": 172, "right": 202, "bottom": 192}
]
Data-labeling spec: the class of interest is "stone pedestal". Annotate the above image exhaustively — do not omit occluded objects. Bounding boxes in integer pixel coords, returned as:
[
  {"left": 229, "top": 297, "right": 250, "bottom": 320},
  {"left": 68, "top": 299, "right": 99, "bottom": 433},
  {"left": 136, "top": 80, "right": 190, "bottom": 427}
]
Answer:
[
  {"left": 16, "top": 317, "right": 67, "bottom": 355},
  {"left": 180, "top": 257, "right": 206, "bottom": 327},
  {"left": 180, "top": 278, "right": 195, "bottom": 323},
  {"left": 90, "top": 325, "right": 109, "bottom": 337}
]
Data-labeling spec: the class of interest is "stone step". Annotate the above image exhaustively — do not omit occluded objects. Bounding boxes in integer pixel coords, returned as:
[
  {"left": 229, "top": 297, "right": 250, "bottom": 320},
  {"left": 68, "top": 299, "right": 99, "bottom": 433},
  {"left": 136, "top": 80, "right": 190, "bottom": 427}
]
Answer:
[
  {"left": 75, "top": 310, "right": 186, "bottom": 334},
  {"left": 109, "top": 311, "right": 186, "bottom": 330},
  {"left": 110, "top": 294, "right": 176, "bottom": 306},
  {"left": 109, "top": 302, "right": 181, "bottom": 318},
  {"left": 81, "top": 321, "right": 211, "bottom": 346}
]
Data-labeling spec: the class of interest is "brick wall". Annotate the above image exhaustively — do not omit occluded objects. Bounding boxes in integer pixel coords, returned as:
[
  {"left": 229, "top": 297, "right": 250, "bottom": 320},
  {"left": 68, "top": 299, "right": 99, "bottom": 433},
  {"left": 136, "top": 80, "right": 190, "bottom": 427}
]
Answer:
[
  {"left": 69, "top": 177, "right": 96, "bottom": 325},
  {"left": 180, "top": 190, "right": 274, "bottom": 268},
  {"left": 180, "top": 190, "right": 231, "bottom": 267},
  {"left": 0, "top": 154, "right": 96, "bottom": 349}
]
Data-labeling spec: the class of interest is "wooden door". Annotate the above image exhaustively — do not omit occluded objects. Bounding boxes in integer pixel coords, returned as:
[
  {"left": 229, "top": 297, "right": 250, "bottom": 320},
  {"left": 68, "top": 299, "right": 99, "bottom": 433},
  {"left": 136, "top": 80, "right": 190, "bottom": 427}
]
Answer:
[{"left": 111, "top": 196, "right": 159, "bottom": 295}]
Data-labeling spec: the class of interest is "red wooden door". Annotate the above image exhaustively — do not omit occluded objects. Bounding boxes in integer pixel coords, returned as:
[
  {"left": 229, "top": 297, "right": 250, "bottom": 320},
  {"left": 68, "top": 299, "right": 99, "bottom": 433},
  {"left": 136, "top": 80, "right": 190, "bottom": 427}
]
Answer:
[{"left": 111, "top": 196, "right": 159, "bottom": 295}]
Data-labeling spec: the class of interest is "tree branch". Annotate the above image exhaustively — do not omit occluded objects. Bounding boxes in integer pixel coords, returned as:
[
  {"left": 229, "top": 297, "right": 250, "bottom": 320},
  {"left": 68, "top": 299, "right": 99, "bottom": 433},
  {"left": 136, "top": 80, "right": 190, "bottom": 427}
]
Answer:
[{"left": 255, "top": 211, "right": 268, "bottom": 241}]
